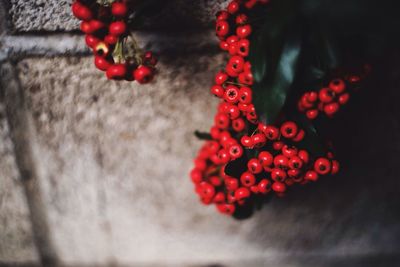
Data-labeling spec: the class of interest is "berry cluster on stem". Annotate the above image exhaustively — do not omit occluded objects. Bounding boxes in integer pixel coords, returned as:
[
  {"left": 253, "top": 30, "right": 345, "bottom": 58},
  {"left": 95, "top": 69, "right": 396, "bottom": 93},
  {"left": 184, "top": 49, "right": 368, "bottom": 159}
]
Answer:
[{"left": 72, "top": 0, "right": 157, "bottom": 83}]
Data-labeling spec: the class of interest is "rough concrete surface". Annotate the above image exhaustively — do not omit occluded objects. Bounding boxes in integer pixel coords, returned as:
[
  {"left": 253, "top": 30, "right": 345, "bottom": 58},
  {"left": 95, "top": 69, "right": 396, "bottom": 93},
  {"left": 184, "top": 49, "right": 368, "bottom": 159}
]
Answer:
[
  {"left": 0, "top": 101, "right": 39, "bottom": 263},
  {"left": 9, "top": 0, "right": 229, "bottom": 32}
]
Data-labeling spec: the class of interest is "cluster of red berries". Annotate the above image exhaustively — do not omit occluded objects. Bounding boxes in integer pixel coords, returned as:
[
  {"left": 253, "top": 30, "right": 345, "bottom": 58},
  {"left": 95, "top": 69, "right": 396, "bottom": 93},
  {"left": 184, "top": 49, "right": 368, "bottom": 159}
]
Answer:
[
  {"left": 190, "top": 0, "right": 339, "bottom": 216},
  {"left": 298, "top": 68, "right": 369, "bottom": 119},
  {"left": 72, "top": 0, "right": 157, "bottom": 83}
]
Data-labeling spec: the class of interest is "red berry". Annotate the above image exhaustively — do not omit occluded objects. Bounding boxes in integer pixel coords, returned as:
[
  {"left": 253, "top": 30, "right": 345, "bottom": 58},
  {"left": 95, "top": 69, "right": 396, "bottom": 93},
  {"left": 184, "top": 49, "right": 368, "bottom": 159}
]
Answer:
[
  {"left": 211, "top": 85, "right": 224, "bottom": 98},
  {"left": 85, "top": 34, "right": 100, "bottom": 48},
  {"left": 134, "top": 65, "right": 154, "bottom": 84},
  {"left": 331, "top": 160, "right": 340, "bottom": 174},
  {"left": 229, "top": 144, "right": 244, "bottom": 159},
  {"left": 324, "top": 102, "right": 340, "bottom": 116},
  {"left": 232, "top": 118, "right": 246, "bottom": 132},
  {"left": 288, "top": 156, "right": 303, "bottom": 169},
  {"left": 216, "top": 20, "right": 230, "bottom": 37},
  {"left": 235, "top": 187, "right": 251, "bottom": 201},
  {"left": 258, "top": 179, "right": 271, "bottom": 194},
  {"left": 251, "top": 133, "right": 266, "bottom": 147},
  {"left": 247, "top": 158, "right": 263, "bottom": 174},
  {"left": 329, "top": 79, "right": 346, "bottom": 94},
  {"left": 298, "top": 150, "right": 309, "bottom": 164},
  {"left": 104, "top": 34, "right": 118, "bottom": 45},
  {"left": 306, "top": 109, "right": 319, "bottom": 120},
  {"left": 293, "top": 129, "right": 305, "bottom": 142},
  {"left": 213, "top": 192, "right": 225, "bottom": 203},
  {"left": 236, "top": 39, "right": 250, "bottom": 57},
  {"left": 258, "top": 151, "right": 274, "bottom": 167},
  {"left": 190, "top": 169, "right": 203, "bottom": 184},
  {"left": 265, "top": 126, "right": 280, "bottom": 140},
  {"left": 80, "top": 21, "right": 92, "bottom": 34},
  {"left": 272, "top": 181, "right": 287, "bottom": 193},
  {"left": 241, "top": 135, "right": 253, "bottom": 147},
  {"left": 237, "top": 25, "right": 252, "bottom": 38},
  {"left": 304, "top": 170, "right": 319, "bottom": 182},
  {"left": 228, "top": 56, "right": 245, "bottom": 73},
  {"left": 236, "top": 14, "right": 248, "bottom": 25},
  {"left": 106, "top": 64, "right": 127, "bottom": 80},
  {"left": 273, "top": 141, "right": 284, "bottom": 151},
  {"left": 224, "top": 85, "right": 240, "bottom": 103},
  {"left": 314, "top": 158, "right": 332, "bottom": 175},
  {"left": 238, "top": 71, "right": 253, "bottom": 85},
  {"left": 72, "top": 2, "right": 93, "bottom": 21},
  {"left": 94, "top": 56, "right": 111, "bottom": 71},
  {"left": 112, "top": 2, "right": 128, "bottom": 17},
  {"left": 319, "top": 88, "right": 335, "bottom": 103},
  {"left": 282, "top": 145, "right": 298, "bottom": 158},
  {"left": 239, "top": 86, "right": 252, "bottom": 104},
  {"left": 215, "top": 71, "right": 228, "bottom": 85},
  {"left": 215, "top": 113, "right": 230, "bottom": 129},
  {"left": 339, "top": 93, "right": 350, "bottom": 105},
  {"left": 227, "top": 1, "right": 240, "bottom": 14},
  {"left": 225, "top": 177, "right": 239, "bottom": 191},
  {"left": 216, "top": 204, "right": 235, "bottom": 215},
  {"left": 281, "top": 121, "right": 298, "bottom": 139},
  {"left": 109, "top": 21, "right": 127, "bottom": 36},
  {"left": 274, "top": 155, "right": 289, "bottom": 169},
  {"left": 216, "top": 11, "right": 229, "bottom": 21},
  {"left": 89, "top": 20, "right": 105, "bottom": 33},
  {"left": 240, "top": 172, "right": 256, "bottom": 187},
  {"left": 200, "top": 182, "right": 215, "bottom": 198}
]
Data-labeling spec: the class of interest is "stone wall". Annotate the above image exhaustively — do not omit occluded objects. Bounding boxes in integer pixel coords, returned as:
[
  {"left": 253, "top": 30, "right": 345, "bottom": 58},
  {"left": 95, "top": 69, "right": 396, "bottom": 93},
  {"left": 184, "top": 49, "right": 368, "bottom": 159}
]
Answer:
[{"left": 1, "top": 1, "right": 400, "bottom": 267}]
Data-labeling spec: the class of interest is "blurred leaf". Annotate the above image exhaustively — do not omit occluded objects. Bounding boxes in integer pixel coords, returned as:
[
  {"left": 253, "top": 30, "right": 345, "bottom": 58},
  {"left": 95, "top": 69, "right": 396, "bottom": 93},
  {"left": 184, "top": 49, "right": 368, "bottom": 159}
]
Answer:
[{"left": 194, "top": 131, "right": 212, "bottom": 141}]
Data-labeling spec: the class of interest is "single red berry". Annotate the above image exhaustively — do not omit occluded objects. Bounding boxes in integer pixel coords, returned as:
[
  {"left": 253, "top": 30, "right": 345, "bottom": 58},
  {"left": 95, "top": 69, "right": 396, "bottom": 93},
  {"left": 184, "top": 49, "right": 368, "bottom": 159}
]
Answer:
[
  {"left": 329, "top": 78, "right": 346, "bottom": 94},
  {"left": 258, "top": 179, "right": 271, "bottom": 194},
  {"left": 220, "top": 41, "right": 229, "bottom": 51},
  {"left": 281, "top": 121, "right": 298, "bottom": 139},
  {"left": 265, "top": 126, "right": 280, "bottom": 140},
  {"left": 324, "top": 102, "right": 340, "bottom": 116},
  {"left": 89, "top": 20, "right": 105, "bottom": 33},
  {"left": 282, "top": 145, "right": 298, "bottom": 158},
  {"left": 232, "top": 118, "right": 246, "bottom": 132},
  {"left": 235, "top": 187, "right": 251, "bottom": 201},
  {"left": 72, "top": 2, "right": 93, "bottom": 21},
  {"left": 215, "top": 71, "right": 228, "bottom": 85},
  {"left": 216, "top": 10, "right": 229, "bottom": 21},
  {"left": 109, "top": 21, "right": 127, "bottom": 36},
  {"left": 224, "top": 85, "right": 240, "bottom": 103},
  {"left": 219, "top": 131, "right": 232, "bottom": 144},
  {"left": 213, "top": 192, "right": 225, "bottom": 203},
  {"left": 190, "top": 169, "right": 203, "bottom": 184},
  {"left": 251, "top": 133, "right": 266, "bottom": 147},
  {"left": 200, "top": 182, "right": 215, "bottom": 198},
  {"left": 240, "top": 171, "right": 256, "bottom": 187},
  {"left": 134, "top": 65, "right": 154, "bottom": 84},
  {"left": 241, "top": 135, "right": 253, "bottom": 147},
  {"left": 228, "top": 56, "right": 245, "bottom": 73},
  {"left": 237, "top": 25, "right": 252, "bottom": 38},
  {"left": 104, "top": 34, "right": 118, "bottom": 45},
  {"left": 287, "top": 169, "right": 300, "bottom": 178},
  {"left": 216, "top": 20, "right": 230, "bottom": 37},
  {"left": 211, "top": 85, "right": 224, "bottom": 98},
  {"left": 80, "top": 21, "right": 92, "bottom": 34},
  {"left": 258, "top": 151, "right": 274, "bottom": 167},
  {"left": 239, "top": 86, "right": 252, "bottom": 104},
  {"left": 319, "top": 88, "right": 335, "bottom": 103},
  {"left": 314, "top": 158, "right": 332, "bottom": 175},
  {"left": 271, "top": 168, "right": 287, "bottom": 182},
  {"left": 228, "top": 43, "right": 238, "bottom": 56},
  {"left": 272, "top": 181, "right": 287, "bottom": 193},
  {"left": 229, "top": 144, "right": 244, "bottom": 159},
  {"left": 247, "top": 158, "right": 263, "bottom": 174},
  {"left": 292, "top": 129, "right": 305, "bottom": 142},
  {"left": 274, "top": 155, "right": 289, "bottom": 169},
  {"left": 210, "top": 126, "right": 221, "bottom": 139},
  {"left": 236, "top": 14, "right": 248, "bottom": 25},
  {"left": 111, "top": 2, "right": 128, "bottom": 17},
  {"left": 273, "top": 141, "right": 284, "bottom": 151},
  {"left": 331, "top": 160, "right": 340, "bottom": 174},
  {"left": 298, "top": 150, "right": 309, "bottom": 164},
  {"left": 106, "top": 64, "right": 127, "bottom": 80},
  {"left": 225, "top": 178, "right": 239, "bottom": 191},
  {"left": 288, "top": 156, "right": 303, "bottom": 170},
  {"left": 218, "top": 149, "right": 231, "bottom": 164},
  {"left": 306, "top": 109, "right": 319, "bottom": 120},
  {"left": 94, "top": 56, "right": 111, "bottom": 71},
  {"left": 237, "top": 39, "right": 250, "bottom": 57},
  {"left": 85, "top": 34, "right": 100, "bottom": 48},
  {"left": 238, "top": 71, "right": 253, "bottom": 85},
  {"left": 215, "top": 113, "right": 230, "bottom": 129},
  {"left": 216, "top": 204, "right": 235, "bottom": 215},
  {"left": 304, "top": 170, "right": 319, "bottom": 182},
  {"left": 227, "top": 1, "right": 240, "bottom": 14},
  {"left": 338, "top": 93, "right": 350, "bottom": 105},
  {"left": 194, "top": 158, "right": 207, "bottom": 171},
  {"left": 245, "top": 0, "right": 258, "bottom": 9}
]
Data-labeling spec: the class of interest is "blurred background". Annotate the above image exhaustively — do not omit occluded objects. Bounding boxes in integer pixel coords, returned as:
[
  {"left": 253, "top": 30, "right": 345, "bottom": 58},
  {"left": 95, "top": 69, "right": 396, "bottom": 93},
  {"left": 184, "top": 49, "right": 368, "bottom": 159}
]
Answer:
[{"left": 1, "top": 0, "right": 400, "bottom": 266}]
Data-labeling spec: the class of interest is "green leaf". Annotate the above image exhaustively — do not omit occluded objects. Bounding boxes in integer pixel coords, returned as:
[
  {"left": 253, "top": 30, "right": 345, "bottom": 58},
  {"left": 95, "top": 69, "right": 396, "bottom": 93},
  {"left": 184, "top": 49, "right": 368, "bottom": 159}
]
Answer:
[
  {"left": 250, "top": 20, "right": 303, "bottom": 124},
  {"left": 194, "top": 131, "right": 212, "bottom": 141}
]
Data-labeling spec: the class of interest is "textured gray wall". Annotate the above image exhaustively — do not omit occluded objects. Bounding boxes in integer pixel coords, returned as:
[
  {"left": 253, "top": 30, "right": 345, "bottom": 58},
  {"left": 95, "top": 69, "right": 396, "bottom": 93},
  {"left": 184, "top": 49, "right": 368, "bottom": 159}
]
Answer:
[{"left": 1, "top": 1, "right": 400, "bottom": 267}]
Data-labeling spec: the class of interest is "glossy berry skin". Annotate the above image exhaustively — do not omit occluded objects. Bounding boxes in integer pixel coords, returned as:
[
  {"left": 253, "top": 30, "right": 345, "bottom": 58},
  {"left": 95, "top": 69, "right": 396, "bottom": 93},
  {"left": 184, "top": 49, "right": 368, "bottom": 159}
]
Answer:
[
  {"left": 241, "top": 135, "right": 253, "bottom": 147},
  {"left": 109, "top": 21, "right": 127, "bottom": 36},
  {"left": 339, "top": 93, "right": 350, "bottom": 105},
  {"left": 72, "top": 2, "right": 93, "bottom": 21},
  {"left": 258, "top": 151, "right": 274, "bottom": 167},
  {"left": 94, "top": 56, "right": 111, "bottom": 71},
  {"left": 314, "top": 158, "right": 332, "bottom": 175},
  {"left": 298, "top": 150, "right": 309, "bottom": 164},
  {"left": 200, "top": 183, "right": 215, "bottom": 198},
  {"left": 251, "top": 133, "right": 266, "bottom": 147},
  {"left": 235, "top": 187, "right": 251, "bottom": 201},
  {"left": 281, "top": 121, "right": 298, "bottom": 139},
  {"left": 258, "top": 179, "right": 271, "bottom": 194},
  {"left": 265, "top": 126, "right": 280, "bottom": 140},
  {"left": 106, "top": 64, "right": 127, "bottom": 80},
  {"left": 237, "top": 25, "right": 252, "bottom": 38},
  {"left": 211, "top": 85, "right": 224, "bottom": 98},
  {"left": 271, "top": 168, "right": 287, "bottom": 182},
  {"left": 236, "top": 14, "right": 248, "bottom": 25},
  {"left": 324, "top": 102, "right": 340, "bottom": 116},
  {"left": 112, "top": 2, "right": 128, "bottom": 17},
  {"left": 331, "top": 160, "right": 340, "bottom": 174},
  {"left": 239, "top": 87, "right": 252, "bottom": 104},
  {"left": 224, "top": 85, "right": 240, "bottom": 103},
  {"left": 85, "top": 35, "right": 100, "bottom": 49},
  {"left": 134, "top": 65, "right": 154, "bottom": 84},
  {"left": 319, "top": 88, "right": 334, "bottom": 103},
  {"left": 247, "top": 158, "right": 263, "bottom": 174},
  {"left": 215, "top": 71, "right": 228, "bottom": 85},
  {"left": 274, "top": 155, "right": 289, "bottom": 169},
  {"left": 216, "top": 20, "right": 230, "bottom": 37},
  {"left": 190, "top": 169, "right": 203, "bottom": 184},
  {"left": 272, "top": 182, "right": 287, "bottom": 193},
  {"left": 232, "top": 118, "right": 246, "bottom": 132},
  {"left": 329, "top": 79, "right": 346, "bottom": 94},
  {"left": 288, "top": 156, "right": 303, "bottom": 170},
  {"left": 225, "top": 178, "right": 239, "bottom": 191},
  {"left": 227, "top": 1, "right": 240, "bottom": 14},
  {"left": 240, "top": 172, "right": 256, "bottom": 187},
  {"left": 216, "top": 204, "right": 235, "bottom": 215},
  {"left": 229, "top": 144, "right": 244, "bottom": 159},
  {"left": 306, "top": 109, "right": 319, "bottom": 120},
  {"left": 104, "top": 34, "right": 118, "bottom": 45},
  {"left": 282, "top": 145, "right": 298, "bottom": 158},
  {"left": 304, "top": 170, "right": 319, "bottom": 182},
  {"left": 216, "top": 10, "right": 229, "bottom": 21}
]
